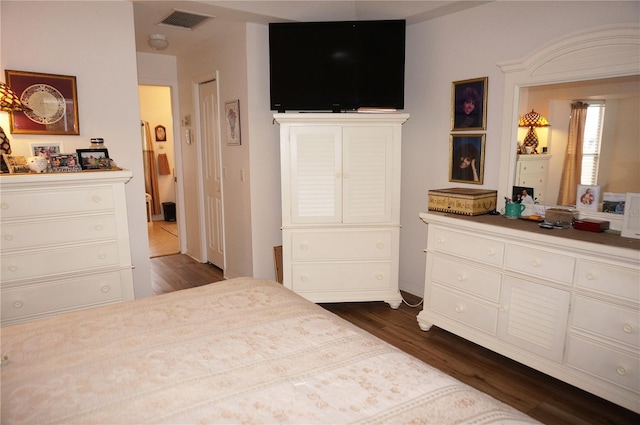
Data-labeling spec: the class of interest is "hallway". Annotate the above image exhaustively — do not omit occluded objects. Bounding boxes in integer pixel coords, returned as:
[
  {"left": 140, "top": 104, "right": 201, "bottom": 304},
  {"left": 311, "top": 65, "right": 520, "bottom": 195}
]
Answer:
[{"left": 147, "top": 220, "right": 179, "bottom": 258}]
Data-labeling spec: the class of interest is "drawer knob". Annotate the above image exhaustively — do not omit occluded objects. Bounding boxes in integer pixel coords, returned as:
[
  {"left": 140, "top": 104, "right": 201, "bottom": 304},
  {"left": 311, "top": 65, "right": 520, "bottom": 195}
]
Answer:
[
  {"left": 300, "top": 275, "right": 309, "bottom": 283},
  {"left": 436, "top": 237, "right": 445, "bottom": 244},
  {"left": 12, "top": 301, "right": 23, "bottom": 309},
  {"left": 300, "top": 243, "right": 309, "bottom": 251},
  {"left": 376, "top": 241, "right": 384, "bottom": 249},
  {"left": 1, "top": 202, "right": 8, "bottom": 210},
  {"left": 455, "top": 304, "right": 465, "bottom": 313},
  {"left": 4, "top": 234, "right": 14, "bottom": 241},
  {"left": 622, "top": 323, "right": 634, "bottom": 334},
  {"left": 8, "top": 265, "right": 17, "bottom": 272},
  {"left": 486, "top": 249, "right": 495, "bottom": 257},
  {"left": 500, "top": 305, "right": 507, "bottom": 313},
  {"left": 616, "top": 366, "right": 628, "bottom": 376},
  {"left": 101, "top": 285, "right": 110, "bottom": 293},
  {"left": 375, "top": 273, "right": 384, "bottom": 280},
  {"left": 586, "top": 272, "right": 597, "bottom": 281},
  {"left": 457, "top": 273, "right": 467, "bottom": 282},
  {"left": 92, "top": 195, "right": 101, "bottom": 203},
  {"left": 531, "top": 259, "right": 541, "bottom": 267},
  {"left": 95, "top": 224, "right": 104, "bottom": 231},
  {"left": 98, "top": 252, "right": 107, "bottom": 260}
]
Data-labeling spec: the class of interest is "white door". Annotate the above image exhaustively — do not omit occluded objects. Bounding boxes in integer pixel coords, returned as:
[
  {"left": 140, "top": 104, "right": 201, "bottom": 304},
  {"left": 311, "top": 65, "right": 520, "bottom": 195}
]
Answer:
[{"left": 199, "top": 80, "right": 224, "bottom": 268}]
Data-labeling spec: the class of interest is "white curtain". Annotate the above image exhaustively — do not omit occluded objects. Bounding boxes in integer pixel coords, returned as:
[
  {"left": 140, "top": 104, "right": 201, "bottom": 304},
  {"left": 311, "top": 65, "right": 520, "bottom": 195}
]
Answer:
[{"left": 141, "top": 120, "right": 161, "bottom": 215}]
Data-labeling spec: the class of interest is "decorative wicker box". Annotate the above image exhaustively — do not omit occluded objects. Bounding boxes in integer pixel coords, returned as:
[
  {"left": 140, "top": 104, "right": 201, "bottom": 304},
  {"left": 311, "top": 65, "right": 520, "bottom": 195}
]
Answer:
[{"left": 428, "top": 188, "right": 497, "bottom": 216}]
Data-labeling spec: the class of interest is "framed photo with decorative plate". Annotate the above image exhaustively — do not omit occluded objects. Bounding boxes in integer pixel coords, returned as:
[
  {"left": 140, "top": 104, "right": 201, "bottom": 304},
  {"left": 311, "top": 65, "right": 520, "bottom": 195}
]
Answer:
[{"left": 4, "top": 70, "right": 79, "bottom": 135}]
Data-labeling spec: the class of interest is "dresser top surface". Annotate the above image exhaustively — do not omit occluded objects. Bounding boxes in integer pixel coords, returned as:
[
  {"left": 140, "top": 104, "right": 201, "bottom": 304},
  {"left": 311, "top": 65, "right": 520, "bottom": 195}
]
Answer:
[{"left": 420, "top": 211, "right": 640, "bottom": 253}]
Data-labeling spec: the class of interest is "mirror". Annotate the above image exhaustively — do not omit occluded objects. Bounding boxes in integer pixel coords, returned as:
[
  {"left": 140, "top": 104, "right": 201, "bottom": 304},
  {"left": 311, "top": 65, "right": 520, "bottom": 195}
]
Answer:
[
  {"left": 497, "top": 24, "right": 640, "bottom": 228},
  {"left": 518, "top": 75, "right": 640, "bottom": 205}
]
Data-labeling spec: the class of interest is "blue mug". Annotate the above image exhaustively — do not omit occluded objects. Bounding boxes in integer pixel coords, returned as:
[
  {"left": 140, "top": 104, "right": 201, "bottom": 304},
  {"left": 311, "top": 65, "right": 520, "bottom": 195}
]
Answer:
[{"left": 504, "top": 203, "right": 526, "bottom": 219}]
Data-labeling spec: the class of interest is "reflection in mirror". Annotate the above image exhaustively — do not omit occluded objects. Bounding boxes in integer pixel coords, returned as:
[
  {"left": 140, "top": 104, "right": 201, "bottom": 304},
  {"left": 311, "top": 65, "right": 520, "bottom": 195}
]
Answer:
[{"left": 517, "top": 75, "right": 640, "bottom": 206}]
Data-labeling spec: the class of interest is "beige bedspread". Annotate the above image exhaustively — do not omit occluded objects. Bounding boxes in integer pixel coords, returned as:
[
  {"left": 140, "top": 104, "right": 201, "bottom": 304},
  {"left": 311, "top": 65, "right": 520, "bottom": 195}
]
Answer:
[{"left": 1, "top": 278, "right": 538, "bottom": 424}]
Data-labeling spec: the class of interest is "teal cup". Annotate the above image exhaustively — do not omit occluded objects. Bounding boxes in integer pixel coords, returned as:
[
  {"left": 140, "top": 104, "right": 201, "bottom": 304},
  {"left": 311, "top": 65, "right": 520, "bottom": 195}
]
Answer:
[{"left": 504, "top": 203, "right": 526, "bottom": 219}]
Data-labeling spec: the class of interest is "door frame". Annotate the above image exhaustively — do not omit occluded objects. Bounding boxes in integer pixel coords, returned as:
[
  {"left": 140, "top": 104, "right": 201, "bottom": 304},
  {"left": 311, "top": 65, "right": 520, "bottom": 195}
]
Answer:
[{"left": 194, "top": 71, "right": 226, "bottom": 269}]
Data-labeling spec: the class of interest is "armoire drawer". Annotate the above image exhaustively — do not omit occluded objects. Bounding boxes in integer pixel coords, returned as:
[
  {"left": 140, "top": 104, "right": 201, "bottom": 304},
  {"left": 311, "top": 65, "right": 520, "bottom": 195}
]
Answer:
[
  {"left": 1, "top": 241, "right": 120, "bottom": 282},
  {"left": 571, "top": 296, "right": 639, "bottom": 348},
  {"left": 291, "top": 230, "right": 393, "bottom": 260},
  {"left": 429, "top": 227, "right": 504, "bottom": 267},
  {"left": 575, "top": 260, "right": 640, "bottom": 302},
  {"left": 0, "top": 185, "right": 115, "bottom": 219},
  {"left": 428, "top": 285, "right": 499, "bottom": 335},
  {"left": 505, "top": 244, "right": 575, "bottom": 284},
  {"left": 1, "top": 214, "right": 118, "bottom": 251},
  {"left": 291, "top": 262, "right": 392, "bottom": 292},
  {"left": 1, "top": 271, "right": 124, "bottom": 324},
  {"left": 430, "top": 254, "right": 501, "bottom": 302},
  {"left": 566, "top": 334, "right": 640, "bottom": 393}
]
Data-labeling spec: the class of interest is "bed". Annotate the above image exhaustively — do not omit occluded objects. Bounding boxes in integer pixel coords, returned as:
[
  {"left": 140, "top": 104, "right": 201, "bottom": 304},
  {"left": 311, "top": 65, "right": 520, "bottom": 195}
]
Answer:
[{"left": 1, "top": 277, "right": 538, "bottom": 424}]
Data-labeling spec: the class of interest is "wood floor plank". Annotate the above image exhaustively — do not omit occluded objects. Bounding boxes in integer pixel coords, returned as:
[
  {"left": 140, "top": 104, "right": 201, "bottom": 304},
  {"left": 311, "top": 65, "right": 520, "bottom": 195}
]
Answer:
[{"left": 147, "top": 254, "right": 639, "bottom": 425}]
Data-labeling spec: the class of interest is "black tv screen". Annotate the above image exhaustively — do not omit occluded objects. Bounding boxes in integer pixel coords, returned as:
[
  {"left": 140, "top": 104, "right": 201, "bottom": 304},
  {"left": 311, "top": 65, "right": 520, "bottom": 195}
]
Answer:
[{"left": 269, "top": 20, "right": 406, "bottom": 112}]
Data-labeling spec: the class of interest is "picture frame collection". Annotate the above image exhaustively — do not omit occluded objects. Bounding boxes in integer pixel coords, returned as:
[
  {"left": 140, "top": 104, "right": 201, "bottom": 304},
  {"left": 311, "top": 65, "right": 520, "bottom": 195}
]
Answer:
[{"left": 449, "top": 77, "right": 488, "bottom": 185}]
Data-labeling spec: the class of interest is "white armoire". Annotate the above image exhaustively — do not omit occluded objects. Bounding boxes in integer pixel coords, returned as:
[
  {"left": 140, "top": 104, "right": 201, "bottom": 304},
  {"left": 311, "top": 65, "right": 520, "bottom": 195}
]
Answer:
[{"left": 274, "top": 113, "right": 409, "bottom": 308}]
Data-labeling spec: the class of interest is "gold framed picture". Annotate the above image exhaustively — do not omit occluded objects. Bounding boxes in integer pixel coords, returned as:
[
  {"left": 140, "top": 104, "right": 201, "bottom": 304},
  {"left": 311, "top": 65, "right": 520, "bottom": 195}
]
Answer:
[
  {"left": 5, "top": 70, "right": 79, "bottom": 135},
  {"left": 451, "top": 77, "right": 488, "bottom": 131}
]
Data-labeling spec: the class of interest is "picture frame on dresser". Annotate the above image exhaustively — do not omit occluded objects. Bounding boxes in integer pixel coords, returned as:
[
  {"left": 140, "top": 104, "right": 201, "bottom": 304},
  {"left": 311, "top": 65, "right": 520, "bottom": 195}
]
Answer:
[
  {"left": 5, "top": 70, "right": 80, "bottom": 135},
  {"left": 576, "top": 184, "right": 600, "bottom": 211},
  {"left": 1, "top": 154, "right": 30, "bottom": 173},
  {"left": 29, "top": 142, "right": 63, "bottom": 160},
  {"left": 449, "top": 134, "right": 485, "bottom": 184},
  {"left": 49, "top": 153, "right": 81, "bottom": 172},
  {"left": 76, "top": 148, "right": 110, "bottom": 170},
  {"left": 621, "top": 192, "right": 640, "bottom": 239}
]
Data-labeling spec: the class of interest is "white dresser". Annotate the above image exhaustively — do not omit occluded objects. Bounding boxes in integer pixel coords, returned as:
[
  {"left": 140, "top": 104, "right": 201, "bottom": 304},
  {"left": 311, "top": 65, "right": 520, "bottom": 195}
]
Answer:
[
  {"left": 514, "top": 154, "right": 551, "bottom": 203},
  {"left": 275, "top": 113, "right": 409, "bottom": 307},
  {"left": 0, "top": 171, "right": 135, "bottom": 325},
  {"left": 418, "top": 211, "right": 640, "bottom": 413}
]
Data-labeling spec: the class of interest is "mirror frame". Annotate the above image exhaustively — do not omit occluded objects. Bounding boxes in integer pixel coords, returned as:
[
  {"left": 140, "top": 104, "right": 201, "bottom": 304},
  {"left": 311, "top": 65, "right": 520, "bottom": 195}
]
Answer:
[{"left": 497, "top": 23, "right": 640, "bottom": 229}]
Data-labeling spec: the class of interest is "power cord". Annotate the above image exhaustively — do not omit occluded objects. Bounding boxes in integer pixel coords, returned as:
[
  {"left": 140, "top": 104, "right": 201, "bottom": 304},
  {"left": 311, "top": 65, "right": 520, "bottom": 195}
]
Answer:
[{"left": 400, "top": 292, "right": 423, "bottom": 308}]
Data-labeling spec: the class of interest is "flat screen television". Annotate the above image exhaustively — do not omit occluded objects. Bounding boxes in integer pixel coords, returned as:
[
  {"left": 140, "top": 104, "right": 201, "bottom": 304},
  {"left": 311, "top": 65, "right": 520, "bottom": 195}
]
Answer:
[{"left": 269, "top": 20, "right": 406, "bottom": 112}]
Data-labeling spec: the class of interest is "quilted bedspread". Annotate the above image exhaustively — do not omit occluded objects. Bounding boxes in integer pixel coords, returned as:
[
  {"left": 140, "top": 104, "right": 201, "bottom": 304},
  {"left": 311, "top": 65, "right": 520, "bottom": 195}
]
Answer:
[{"left": 1, "top": 278, "right": 539, "bottom": 424}]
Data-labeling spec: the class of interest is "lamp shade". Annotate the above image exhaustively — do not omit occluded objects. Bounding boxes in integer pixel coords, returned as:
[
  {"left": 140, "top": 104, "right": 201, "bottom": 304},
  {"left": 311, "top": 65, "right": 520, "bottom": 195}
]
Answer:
[
  {"left": 0, "top": 81, "right": 31, "bottom": 112},
  {"left": 518, "top": 109, "right": 549, "bottom": 150},
  {"left": 148, "top": 34, "right": 169, "bottom": 50}
]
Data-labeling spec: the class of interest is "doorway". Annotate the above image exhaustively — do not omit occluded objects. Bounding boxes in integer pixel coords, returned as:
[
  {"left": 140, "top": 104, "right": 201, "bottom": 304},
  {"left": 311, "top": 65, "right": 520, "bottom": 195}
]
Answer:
[{"left": 139, "top": 85, "right": 179, "bottom": 258}]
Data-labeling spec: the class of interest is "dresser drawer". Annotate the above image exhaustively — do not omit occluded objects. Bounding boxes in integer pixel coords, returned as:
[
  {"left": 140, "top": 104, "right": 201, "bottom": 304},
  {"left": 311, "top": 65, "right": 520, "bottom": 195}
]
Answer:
[
  {"left": 1, "top": 271, "right": 124, "bottom": 324},
  {"left": 291, "top": 230, "right": 393, "bottom": 260},
  {"left": 429, "top": 227, "right": 504, "bottom": 267},
  {"left": 505, "top": 244, "right": 575, "bottom": 284},
  {"left": 291, "top": 262, "right": 392, "bottom": 292},
  {"left": 0, "top": 186, "right": 115, "bottom": 219},
  {"left": 1, "top": 241, "right": 120, "bottom": 282},
  {"left": 429, "top": 285, "right": 499, "bottom": 335},
  {"left": 515, "top": 173, "right": 545, "bottom": 188},
  {"left": 575, "top": 260, "right": 640, "bottom": 302},
  {"left": 430, "top": 254, "right": 501, "bottom": 302},
  {"left": 1, "top": 214, "right": 117, "bottom": 251},
  {"left": 517, "top": 159, "right": 548, "bottom": 175},
  {"left": 572, "top": 296, "right": 639, "bottom": 348},
  {"left": 566, "top": 334, "right": 640, "bottom": 393}
]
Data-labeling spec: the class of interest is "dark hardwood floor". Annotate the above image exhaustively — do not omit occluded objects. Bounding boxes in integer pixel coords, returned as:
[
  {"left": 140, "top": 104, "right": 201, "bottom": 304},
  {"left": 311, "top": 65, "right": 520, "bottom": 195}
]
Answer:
[{"left": 150, "top": 254, "right": 639, "bottom": 425}]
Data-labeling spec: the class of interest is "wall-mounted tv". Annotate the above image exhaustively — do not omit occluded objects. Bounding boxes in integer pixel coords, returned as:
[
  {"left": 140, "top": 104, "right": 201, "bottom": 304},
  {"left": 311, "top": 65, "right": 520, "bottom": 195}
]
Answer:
[{"left": 269, "top": 20, "right": 406, "bottom": 112}]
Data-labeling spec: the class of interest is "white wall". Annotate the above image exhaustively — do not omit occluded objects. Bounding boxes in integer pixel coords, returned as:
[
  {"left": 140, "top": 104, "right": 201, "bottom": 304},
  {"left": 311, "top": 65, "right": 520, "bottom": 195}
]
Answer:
[
  {"left": 1, "top": 1, "right": 154, "bottom": 298},
  {"left": 399, "top": 1, "right": 639, "bottom": 296}
]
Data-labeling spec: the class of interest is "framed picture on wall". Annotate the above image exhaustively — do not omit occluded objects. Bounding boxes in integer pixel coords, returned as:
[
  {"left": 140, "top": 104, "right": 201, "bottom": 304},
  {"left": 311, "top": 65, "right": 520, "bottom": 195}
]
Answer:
[
  {"left": 449, "top": 134, "right": 485, "bottom": 184},
  {"left": 155, "top": 125, "right": 166, "bottom": 141},
  {"left": 5, "top": 70, "right": 79, "bottom": 135},
  {"left": 451, "top": 77, "right": 488, "bottom": 131},
  {"left": 224, "top": 99, "right": 241, "bottom": 145}
]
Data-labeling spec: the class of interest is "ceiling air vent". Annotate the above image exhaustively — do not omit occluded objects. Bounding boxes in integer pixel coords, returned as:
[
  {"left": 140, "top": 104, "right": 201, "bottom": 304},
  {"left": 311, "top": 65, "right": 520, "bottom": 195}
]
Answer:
[{"left": 158, "top": 10, "right": 214, "bottom": 30}]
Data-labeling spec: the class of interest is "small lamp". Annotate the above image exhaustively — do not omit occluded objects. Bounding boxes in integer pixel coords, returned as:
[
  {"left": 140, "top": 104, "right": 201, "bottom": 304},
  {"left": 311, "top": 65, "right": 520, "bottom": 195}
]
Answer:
[
  {"left": 518, "top": 109, "right": 550, "bottom": 152},
  {"left": 1, "top": 81, "right": 32, "bottom": 172},
  {"left": 148, "top": 34, "right": 169, "bottom": 50}
]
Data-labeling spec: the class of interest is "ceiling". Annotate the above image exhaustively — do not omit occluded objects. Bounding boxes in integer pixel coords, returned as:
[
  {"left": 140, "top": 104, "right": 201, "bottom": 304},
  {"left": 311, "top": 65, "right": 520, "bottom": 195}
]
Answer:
[{"left": 133, "top": 1, "right": 490, "bottom": 56}]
